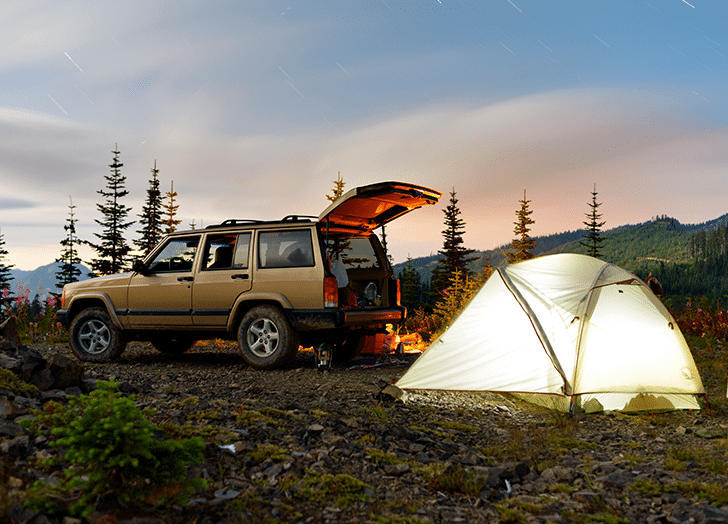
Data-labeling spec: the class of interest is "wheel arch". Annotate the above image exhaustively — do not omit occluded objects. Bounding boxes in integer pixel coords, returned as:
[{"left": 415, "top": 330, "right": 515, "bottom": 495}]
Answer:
[
  {"left": 227, "top": 293, "right": 293, "bottom": 332},
  {"left": 67, "top": 294, "right": 124, "bottom": 329}
]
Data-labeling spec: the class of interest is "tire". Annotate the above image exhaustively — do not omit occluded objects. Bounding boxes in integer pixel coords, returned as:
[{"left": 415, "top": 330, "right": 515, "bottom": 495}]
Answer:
[
  {"left": 237, "top": 305, "right": 300, "bottom": 369},
  {"left": 332, "top": 333, "right": 369, "bottom": 364},
  {"left": 149, "top": 335, "right": 196, "bottom": 355},
  {"left": 69, "top": 307, "right": 127, "bottom": 363}
]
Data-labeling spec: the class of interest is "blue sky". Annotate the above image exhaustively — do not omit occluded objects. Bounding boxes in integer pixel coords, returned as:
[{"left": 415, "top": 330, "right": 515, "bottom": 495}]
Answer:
[{"left": 1, "top": 1, "right": 727, "bottom": 270}]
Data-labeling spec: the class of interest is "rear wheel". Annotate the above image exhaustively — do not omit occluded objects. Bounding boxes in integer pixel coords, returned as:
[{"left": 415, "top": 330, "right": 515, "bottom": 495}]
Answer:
[
  {"left": 149, "top": 335, "right": 196, "bottom": 355},
  {"left": 237, "top": 305, "right": 300, "bottom": 369},
  {"left": 69, "top": 307, "right": 127, "bottom": 362}
]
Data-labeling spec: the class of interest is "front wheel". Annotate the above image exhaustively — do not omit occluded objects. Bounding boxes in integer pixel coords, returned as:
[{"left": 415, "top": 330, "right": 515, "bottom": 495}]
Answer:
[
  {"left": 69, "top": 307, "right": 127, "bottom": 362},
  {"left": 237, "top": 305, "right": 300, "bottom": 369}
]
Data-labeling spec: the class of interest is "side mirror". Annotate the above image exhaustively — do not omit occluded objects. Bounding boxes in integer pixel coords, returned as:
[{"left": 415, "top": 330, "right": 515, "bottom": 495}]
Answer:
[{"left": 132, "top": 259, "right": 147, "bottom": 274}]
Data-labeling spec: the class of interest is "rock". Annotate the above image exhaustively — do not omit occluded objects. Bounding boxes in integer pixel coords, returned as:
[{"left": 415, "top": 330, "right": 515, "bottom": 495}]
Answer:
[{"left": 0, "top": 316, "right": 21, "bottom": 345}]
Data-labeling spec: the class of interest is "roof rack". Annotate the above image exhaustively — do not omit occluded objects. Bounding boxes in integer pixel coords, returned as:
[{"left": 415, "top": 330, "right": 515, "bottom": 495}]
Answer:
[
  {"left": 205, "top": 219, "right": 263, "bottom": 229},
  {"left": 281, "top": 215, "right": 317, "bottom": 222}
]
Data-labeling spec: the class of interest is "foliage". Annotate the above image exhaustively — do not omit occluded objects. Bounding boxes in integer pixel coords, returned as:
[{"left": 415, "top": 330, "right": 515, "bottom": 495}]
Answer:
[
  {"left": 163, "top": 180, "right": 182, "bottom": 234},
  {"left": 430, "top": 188, "right": 478, "bottom": 296},
  {"left": 297, "top": 470, "right": 371, "bottom": 508},
  {"left": 398, "top": 257, "right": 426, "bottom": 310},
  {"left": 579, "top": 184, "right": 606, "bottom": 258},
  {"left": 428, "top": 464, "right": 484, "bottom": 495},
  {"left": 506, "top": 190, "right": 536, "bottom": 263},
  {"left": 0, "top": 368, "right": 39, "bottom": 397},
  {"left": 326, "top": 171, "right": 346, "bottom": 202},
  {"left": 55, "top": 197, "right": 83, "bottom": 289},
  {"left": 135, "top": 160, "right": 165, "bottom": 256},
  {"left": 88, "top": 146, "right": 135, "bottom": 276},
  {"left": 0, "top": 229, "right": 14, "bottom": 320},
  {"left": 674, "top": 299, "right": 728, "bottom": 342},
  {"left": 20, "top": 379, "right": 206, "bottom": 518},
  {"left": 429, "top": 269, "right": 483, "bottom": 337}
]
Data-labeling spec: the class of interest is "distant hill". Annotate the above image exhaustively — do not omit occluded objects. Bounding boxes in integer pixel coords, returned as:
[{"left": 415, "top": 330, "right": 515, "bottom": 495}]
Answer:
[
  {"left": 393, "top": 213, "right": 728, "bottom": 281},
  {"left": 8, "top": 262, "right": 91, "bottom": 297}
]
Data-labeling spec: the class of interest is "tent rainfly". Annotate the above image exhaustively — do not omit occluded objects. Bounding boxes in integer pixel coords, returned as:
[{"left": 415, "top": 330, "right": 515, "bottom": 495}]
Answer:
[{"left": 397, "top": 254, "right": 705, "bottom": 413}]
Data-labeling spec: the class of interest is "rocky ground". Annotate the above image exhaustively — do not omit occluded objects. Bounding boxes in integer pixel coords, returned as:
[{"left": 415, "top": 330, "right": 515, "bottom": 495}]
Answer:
[{"left": 3, "top": 340, "right": 728, "bottom": 524}]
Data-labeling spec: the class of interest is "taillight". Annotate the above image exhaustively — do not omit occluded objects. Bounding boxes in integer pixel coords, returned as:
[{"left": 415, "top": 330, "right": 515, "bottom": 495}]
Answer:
[
  {"left": 324, "top": 277, "right": 338, "bottom": 308},
  {"left": 61, "top": 290, "right": 66, "bottom": 308},
  {"left": 395, "top": 279, "right": 401, "bottom": 306}
]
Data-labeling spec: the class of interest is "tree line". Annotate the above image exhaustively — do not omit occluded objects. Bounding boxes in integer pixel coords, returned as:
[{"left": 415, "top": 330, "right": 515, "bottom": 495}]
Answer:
[{"left": 0, "top": 145, "right": 186, "bottom": 318}]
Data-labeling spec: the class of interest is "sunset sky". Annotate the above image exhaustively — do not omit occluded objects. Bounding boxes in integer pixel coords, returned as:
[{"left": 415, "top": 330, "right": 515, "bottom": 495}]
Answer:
[{"left": 2, "top": 1, "right": 727, "bottom": 270}]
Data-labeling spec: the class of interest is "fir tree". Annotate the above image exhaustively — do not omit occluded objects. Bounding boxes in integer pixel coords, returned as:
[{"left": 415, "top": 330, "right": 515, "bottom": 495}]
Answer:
[
  {"left": 56, "top": 197, "right": 83, "bottom": 289},
  {"left": 0, "top": 228, "right": 14, "bottom": 318},
  {"left": 506, "top": 190, "right": 536, "bottom": 263},
  {"left": 326, "top": 171, "right": 346, "bottom": 203},
  {"left": 135, "top": 160, "right": 165, "bottom": 256},
  {"left": 430, "top": 188, "right": 477, "bottom": 296},
  {"left": 163, "top": 180, "right": 182, "bottom": 234},
  {"left": 89, "top": 146, "right": 135, "bottom": 275},
  {"left": 579, "top": 184, "right": 606, "bottom": 258},
  {"left": 398, "top": 256, "right": 422, "bottom": 309}
]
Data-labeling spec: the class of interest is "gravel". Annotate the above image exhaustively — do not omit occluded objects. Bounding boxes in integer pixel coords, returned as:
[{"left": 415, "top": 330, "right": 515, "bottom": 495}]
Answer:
[{"left": 4, "top": 341, "right": 728, "bottom": 524}]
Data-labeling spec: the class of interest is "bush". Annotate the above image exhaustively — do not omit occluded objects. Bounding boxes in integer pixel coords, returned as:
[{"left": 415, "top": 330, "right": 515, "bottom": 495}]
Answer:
[{"left": 21, "top": 379, "right": 207, "bottom": 518}]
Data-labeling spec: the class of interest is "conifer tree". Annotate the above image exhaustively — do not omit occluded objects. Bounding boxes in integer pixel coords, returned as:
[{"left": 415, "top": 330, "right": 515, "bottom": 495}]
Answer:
[
  {"left": 0, "top": 228, "right": 14, "bottom": 318},
  {"left": 506, "top": 190, "right": 536, "bottom": 263},
  {"left": 163, "top": 180, "right": 182, "bottom": 234},
  {"left": 430, "top": 189, "right": 477, "bottom": 296},
  {"left": 398, "top": 256, "right": 422, "bottom": 309},
  {"left": 579, "top": 184, "right": 606, "bottom": 259},
  {"left": 326, "top": 171, "right": 346, "bottom": 203},
  {"left": 89, "top": 146, "right": 134, "bottom": 276},
  {"left": 56, "top": 197, "right": 83, "bottom": 289},
  {"left": 135, "top": 160, "right": 165, "bottom": 256}
]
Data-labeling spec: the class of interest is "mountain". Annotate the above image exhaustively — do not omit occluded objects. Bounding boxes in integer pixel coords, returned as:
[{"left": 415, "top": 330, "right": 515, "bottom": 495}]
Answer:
[
  {"left": 392, "top": 213, "right": 728, "bottom": 281},
  {"left": 8, "top": 262, "right": 91, "bottom": 297}
]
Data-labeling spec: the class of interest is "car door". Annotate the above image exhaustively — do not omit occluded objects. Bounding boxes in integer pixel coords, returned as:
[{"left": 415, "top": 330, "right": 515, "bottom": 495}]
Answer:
[
  {"left": 127, "top": 235, "right": 200, "bottom": 327},
  {"left": 192, "top": 232, "right": 253, "bottom": 326}
]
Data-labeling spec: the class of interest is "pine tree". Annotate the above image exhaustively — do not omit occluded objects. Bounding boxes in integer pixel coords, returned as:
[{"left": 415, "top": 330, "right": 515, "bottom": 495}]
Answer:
[
  {"left": 327, "top": 172, "right": 346, "bottom": 203},
  {"left": 430, "top": 189, "right": 478, "bottom": 296},
  {"left": 56, "top": 197, "right": 83, "bottom": 289},
  {"left": 88, "top": 146, "right": 134, "bottom": 276},
  {"left": 506, "top": 190, "right": 536, "bottom": 263},
  {"left": 380, "top": 224, "right": 394, "bottom": 264},
  {"left": 0, "top": 228, "right": 14, "bottom": 318},
  {"left": 163, "top": 180, "right": 182, "bottom": 234},
  {"left": 398, "top": 256, "right": 422, "bottom": 309},
  {"left": 579, "top": 184, "right": 606, "bottom": 259},
  {"left": 135, "top": 160, "right": 165, "bottom": 256}
]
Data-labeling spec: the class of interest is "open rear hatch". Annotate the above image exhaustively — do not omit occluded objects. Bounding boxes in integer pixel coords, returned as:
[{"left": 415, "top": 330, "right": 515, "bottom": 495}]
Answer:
[{"left": 318, "top": 181, "right": 442, "bottom": 234}]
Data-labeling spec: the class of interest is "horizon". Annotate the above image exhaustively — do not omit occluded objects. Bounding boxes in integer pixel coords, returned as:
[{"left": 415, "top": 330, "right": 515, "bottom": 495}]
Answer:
[
  {"left": 8, "top": 208, "right": 724, "bottom": 273},
  {"left": 2, "top": 2, "right": 727, "bottom": 271}
]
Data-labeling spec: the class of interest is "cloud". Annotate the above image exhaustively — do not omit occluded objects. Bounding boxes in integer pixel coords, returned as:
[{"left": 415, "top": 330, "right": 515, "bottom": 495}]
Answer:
[
  {"left": 3, "top": 86, "right": 727, "bottom": 269},
  {"left": 0, "top": 197, "right": 37, "bottom": 210}
]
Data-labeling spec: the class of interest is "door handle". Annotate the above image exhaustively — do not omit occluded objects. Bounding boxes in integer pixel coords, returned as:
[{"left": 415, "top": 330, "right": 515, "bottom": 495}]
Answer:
[
  {"left": 177, "top": 276, "right": 194, "bottom": 282},
  {"left": 231, "top": 274, "right": 249, "bottom": 280}
]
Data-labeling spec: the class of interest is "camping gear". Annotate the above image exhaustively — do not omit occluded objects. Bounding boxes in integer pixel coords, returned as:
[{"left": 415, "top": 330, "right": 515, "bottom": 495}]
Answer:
[{"left": 397, "top": 254, "right": 704, "bottom": 413}]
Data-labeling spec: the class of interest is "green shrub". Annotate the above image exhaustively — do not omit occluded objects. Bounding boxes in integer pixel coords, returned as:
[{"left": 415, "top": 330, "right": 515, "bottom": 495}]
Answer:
[{"left": 21, "top": 379, "right": 207, "bottom": 518}]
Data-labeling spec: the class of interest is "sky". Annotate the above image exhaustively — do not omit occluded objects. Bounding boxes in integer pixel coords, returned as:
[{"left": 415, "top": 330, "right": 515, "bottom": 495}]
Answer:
[{"left": 1, "top": 1, "right": 728, "bottom": 271}]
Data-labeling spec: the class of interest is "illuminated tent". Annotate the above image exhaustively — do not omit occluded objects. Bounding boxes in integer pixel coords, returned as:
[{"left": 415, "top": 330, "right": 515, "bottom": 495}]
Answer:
[{"left": 397, "top": 254, "right": 704, "bottom": 413}]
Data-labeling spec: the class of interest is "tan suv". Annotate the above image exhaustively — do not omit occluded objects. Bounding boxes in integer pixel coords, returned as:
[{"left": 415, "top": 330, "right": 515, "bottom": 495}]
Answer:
[{"left": 58, "top": 182, "right": 441, "bottom": 369}]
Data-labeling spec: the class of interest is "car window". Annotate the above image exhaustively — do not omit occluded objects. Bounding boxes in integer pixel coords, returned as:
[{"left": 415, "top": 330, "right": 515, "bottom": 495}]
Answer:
[
  {"left": 203, "top": 233, "right": 238, "bottom": 270},
  {"left": 233, "top": 233, "right": 251, "bottom": 268},
  {"left": 146, "top": 236, "right": 199, "bottom": 273},
  {"left": 259, "top": 229, "right": 314, "bottom": 268},
  {"left": 327, "top": 237, "right": 380, "bottom": 270}
]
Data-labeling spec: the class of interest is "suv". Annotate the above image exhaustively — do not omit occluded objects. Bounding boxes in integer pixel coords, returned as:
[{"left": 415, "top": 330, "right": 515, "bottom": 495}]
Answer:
[{"left": 58, "top": 182, "right": 441, "bottom": 369}]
